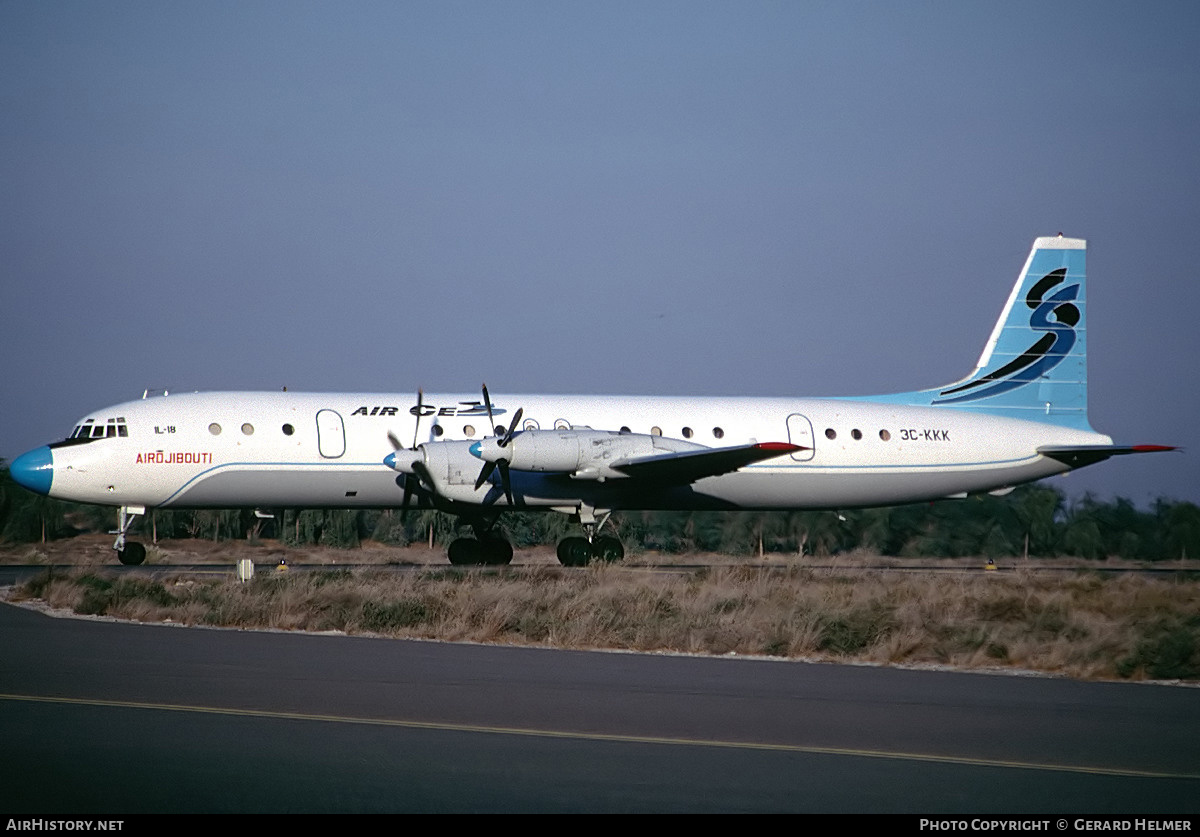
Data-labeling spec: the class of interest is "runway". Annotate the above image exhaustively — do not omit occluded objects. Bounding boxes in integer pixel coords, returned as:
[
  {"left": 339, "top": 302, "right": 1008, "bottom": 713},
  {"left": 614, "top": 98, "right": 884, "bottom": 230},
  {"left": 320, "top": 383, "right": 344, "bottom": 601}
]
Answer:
[{"left": 0, "top": 601, "right": 1196, "bottom": 813}]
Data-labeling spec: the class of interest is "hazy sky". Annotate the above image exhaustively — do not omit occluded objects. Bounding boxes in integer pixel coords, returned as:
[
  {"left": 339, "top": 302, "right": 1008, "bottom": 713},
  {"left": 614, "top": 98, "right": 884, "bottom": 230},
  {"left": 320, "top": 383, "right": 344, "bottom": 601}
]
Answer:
[{"left": 3, "top": 1, "right": 1197, "bottom": 506}]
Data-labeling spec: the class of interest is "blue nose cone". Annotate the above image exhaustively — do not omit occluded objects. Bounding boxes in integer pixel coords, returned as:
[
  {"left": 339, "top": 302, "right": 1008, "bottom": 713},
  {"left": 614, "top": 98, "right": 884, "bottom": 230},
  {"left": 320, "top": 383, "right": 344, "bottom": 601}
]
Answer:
[{"left": 10, "top": 446, "right": 54, "bottom": 496}]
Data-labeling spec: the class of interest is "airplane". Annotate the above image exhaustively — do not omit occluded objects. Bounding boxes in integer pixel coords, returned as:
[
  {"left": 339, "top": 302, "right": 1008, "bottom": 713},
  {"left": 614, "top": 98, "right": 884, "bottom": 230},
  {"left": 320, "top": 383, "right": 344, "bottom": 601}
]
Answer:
[{"left": 9, "top": 235, "right": 1175, "bottom": 566}]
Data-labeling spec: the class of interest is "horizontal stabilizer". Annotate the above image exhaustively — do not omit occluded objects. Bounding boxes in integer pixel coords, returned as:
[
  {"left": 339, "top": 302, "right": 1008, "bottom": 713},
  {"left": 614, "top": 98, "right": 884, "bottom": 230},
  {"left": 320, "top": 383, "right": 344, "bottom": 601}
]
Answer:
[
  {"left": 1038, "top": 444, "right": 1177, "bottom": 469},
  {"left": 612, "top": 442, "right": 801, "bottom": 484}
]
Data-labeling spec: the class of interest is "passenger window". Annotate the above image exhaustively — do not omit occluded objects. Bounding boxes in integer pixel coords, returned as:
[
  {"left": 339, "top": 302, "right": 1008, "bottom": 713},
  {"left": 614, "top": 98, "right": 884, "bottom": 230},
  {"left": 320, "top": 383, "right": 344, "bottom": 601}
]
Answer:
[
  {"left": 209, "top": 423, "right": 222, "bottom": 435},
  {"left": 682, "top": 427, "right": 693, "bottom": 438},
  {"left": 825, "top": 428, "right": 836, "bottom": 440},
  {"left": 851, "top": 429, "right": 862, "bottom": 440},
  {"left": 650, "top": 426, "right": 663, "bottom": 437},
  {"left": 282, "top": 424, "right": 294, "bottom": 436},
  {"left": 464, "top": 424, "right": 475, "bottom": 437},
  {"left": 242, "top": 423, "right": 254, "bottom": 435},
  {"left": 713, "top": 427, "right": 724, "bottom": 439},
  {"left": 879, "top": 429, "right": 891, "bottom": 441}
]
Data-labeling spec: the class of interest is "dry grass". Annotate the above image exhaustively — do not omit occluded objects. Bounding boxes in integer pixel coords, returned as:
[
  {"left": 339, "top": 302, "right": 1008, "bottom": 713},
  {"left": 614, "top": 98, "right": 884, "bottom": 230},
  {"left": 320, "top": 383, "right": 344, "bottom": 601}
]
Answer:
[
  {"left": 8, "top": 560, "right": 1199, "bottom": 682},
  {"left": 8, "top": 533, "right": 1200, "bottom": 571}
]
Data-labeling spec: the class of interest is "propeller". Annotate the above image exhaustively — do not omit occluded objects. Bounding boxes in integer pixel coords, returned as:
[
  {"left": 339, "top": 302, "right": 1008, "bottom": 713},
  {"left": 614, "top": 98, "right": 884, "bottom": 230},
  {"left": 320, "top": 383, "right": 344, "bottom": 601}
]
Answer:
[
  {"left": 386, "top": 387, "right": 425, "bottom": 454},
  {"left": 383, "top": 388, "right": 428, "bottom": 518},
  {"left": 473, "top": 383, "right": 523, "bottom": 505}
]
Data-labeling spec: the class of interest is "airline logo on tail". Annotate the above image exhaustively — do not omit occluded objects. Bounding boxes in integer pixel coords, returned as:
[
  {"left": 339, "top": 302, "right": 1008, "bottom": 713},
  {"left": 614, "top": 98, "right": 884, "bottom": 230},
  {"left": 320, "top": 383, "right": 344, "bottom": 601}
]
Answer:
[{"left": 934, "top": 267, "right": 1080, "bottom": 405}]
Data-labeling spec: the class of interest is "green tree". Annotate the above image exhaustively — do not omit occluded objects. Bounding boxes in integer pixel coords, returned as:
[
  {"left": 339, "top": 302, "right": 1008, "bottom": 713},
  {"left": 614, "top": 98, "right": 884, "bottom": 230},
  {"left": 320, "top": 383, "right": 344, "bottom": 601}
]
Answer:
[
  {"left": 1010, "top": 485, "right": 1064, "bottom": 557},
  {"left": 1159, "top": 500, "right": 1200, "bottom": 561}
]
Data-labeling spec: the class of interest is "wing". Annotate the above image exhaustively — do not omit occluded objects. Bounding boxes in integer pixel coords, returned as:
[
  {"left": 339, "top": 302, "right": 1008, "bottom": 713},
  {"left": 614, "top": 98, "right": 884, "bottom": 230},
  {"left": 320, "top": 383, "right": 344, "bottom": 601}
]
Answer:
[
  {"left": 462, "top": 427, "right": 804, "bottom": 489},
  {"left": 610, "top": 442, "right": 802, "bottom": 484}
]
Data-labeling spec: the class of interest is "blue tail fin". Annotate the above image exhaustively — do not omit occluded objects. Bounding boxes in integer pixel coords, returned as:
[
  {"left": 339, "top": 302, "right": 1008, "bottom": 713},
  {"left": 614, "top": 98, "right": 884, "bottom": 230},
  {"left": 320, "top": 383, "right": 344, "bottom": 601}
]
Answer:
[{"left": 868, "top": 236, "right": 1092, "bottom": 430}]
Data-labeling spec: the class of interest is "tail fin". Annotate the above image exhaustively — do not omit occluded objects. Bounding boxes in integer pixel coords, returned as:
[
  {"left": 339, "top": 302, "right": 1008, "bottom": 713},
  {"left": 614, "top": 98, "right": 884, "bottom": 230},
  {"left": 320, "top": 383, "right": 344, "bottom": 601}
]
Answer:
[{"left": 870, "top": 236, "right": 1092, "bottom": 430}]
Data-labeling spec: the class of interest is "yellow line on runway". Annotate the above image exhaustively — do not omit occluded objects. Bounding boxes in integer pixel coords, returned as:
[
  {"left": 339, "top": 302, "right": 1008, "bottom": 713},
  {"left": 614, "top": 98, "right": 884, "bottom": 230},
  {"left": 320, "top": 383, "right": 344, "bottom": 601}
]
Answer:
[{"left": 3, "top": 692, "right": 1195, "bottom": 781}]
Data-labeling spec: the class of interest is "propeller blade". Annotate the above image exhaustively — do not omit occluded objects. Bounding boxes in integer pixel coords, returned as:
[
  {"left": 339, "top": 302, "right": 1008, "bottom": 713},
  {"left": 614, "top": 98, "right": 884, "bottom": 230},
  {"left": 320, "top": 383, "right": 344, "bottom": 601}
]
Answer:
[
  {"left": 498, "top": 459, "right": 514, "bottom": 506},
  {"left": 399, "top": 453, "right": 433, "bottom": 521},
  {"left": 412, "top": 458, "right": 432, "bottom": 487},
  {"left": 474, "top": 459, "right": 514, "bottom": 505},
  {"left": 499, "top": 407, "right": 523, "bottom": 447},
  {"left": 411, "top": 388, "right": 424, "bottom": 449},
  {"left": 399, "top": 477, "right": 414, "bottom": 521},
  {"left": 482, "top": 382, "right": 498, "bottom": 435},
  {"left": 387, "top": 431, "right": 403, "bottom": 451},
  {"left": 474, "top": 460, "right": 497, "bottom": 491}
]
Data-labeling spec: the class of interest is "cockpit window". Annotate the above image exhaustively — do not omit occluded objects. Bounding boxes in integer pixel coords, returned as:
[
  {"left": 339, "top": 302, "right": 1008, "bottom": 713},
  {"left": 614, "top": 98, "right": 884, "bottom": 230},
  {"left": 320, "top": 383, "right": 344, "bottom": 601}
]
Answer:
[{"left": 56, "top": 417, "right": 128, "bottom": 448}]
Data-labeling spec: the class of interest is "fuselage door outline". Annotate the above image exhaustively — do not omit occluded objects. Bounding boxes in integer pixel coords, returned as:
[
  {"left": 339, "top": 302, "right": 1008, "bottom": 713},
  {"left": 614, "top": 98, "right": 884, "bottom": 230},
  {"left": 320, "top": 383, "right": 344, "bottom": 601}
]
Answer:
[
  {"left": 786, "top": 413, "right": 815, "bottom": 462},
  {"left": 316, "top": 409, "right": 346, "bottom": 459}
]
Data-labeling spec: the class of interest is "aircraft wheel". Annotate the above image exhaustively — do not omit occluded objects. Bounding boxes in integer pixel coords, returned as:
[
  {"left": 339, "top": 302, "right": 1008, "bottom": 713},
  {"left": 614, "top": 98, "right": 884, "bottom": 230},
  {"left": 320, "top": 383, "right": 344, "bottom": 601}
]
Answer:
[
  {"left": 556, "top": 537, "right": 592, "bottom": 567},
  {"left": 447, "top": 538, "right": 482, "bottom": 566},
  {"left": 117, "top": 542, "right": 147, "bottom": 566},
  {"left": 591, "top": 536, "right": 624, "bottom": 563},
  {"left": 481, "top": 537, "right": 513, "bottom": 566}
]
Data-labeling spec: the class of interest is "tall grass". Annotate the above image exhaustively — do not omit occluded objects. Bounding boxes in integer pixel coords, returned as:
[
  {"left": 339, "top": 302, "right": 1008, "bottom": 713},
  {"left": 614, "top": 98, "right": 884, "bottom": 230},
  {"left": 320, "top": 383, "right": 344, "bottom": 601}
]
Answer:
[{"left": 10, "top": 565, "right": 1199, "bottom": 681}]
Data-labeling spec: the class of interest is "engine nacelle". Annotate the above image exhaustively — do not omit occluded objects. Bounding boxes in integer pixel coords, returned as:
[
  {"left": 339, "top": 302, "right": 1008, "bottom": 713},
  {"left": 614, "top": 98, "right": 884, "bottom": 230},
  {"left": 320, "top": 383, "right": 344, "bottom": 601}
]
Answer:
[
  {"left": 420, "top": 439, "right": 487, "bottom": 487},
  {"left": 471, "top": 429, "right": 706, "bottom": 480},
  {"left": 385, "top": 440, "right": 494, "bottom": 503}
]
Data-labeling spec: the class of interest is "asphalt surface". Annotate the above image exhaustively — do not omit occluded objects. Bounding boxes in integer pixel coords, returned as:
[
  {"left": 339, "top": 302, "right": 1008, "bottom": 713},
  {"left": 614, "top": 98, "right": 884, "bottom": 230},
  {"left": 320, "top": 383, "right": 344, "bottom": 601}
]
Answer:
[{"left": 0, "top": 601, "right": 1196, "bottom": 814}]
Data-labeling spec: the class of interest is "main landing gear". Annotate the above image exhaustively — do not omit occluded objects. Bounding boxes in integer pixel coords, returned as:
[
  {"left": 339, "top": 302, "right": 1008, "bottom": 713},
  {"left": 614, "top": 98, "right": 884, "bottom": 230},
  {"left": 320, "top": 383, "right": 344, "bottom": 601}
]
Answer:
[
  {"left": 442, "top": 508, "right": 628, "bottom": 567},
  {"left": 555, "top": 535, "right": 624, "bottom": 566},
  {"left": 113, "top": 505, "right": 147, "bottom": 566},
  {"left": 554, "top": 507, "right": 625, "bottom": 566},
  {"left": 447, "top": 535, "right": 514, "bottom": 566},
  {"left": 446, "top": 517, "right": 515, "bottom": 566},
  {"left": 445, "top": 532, "right": 626, "bottom": 566}
]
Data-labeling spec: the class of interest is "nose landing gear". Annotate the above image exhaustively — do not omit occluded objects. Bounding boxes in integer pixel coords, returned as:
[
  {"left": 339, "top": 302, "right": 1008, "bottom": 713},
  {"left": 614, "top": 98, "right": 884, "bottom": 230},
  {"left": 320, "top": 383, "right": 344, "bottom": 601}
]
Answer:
[{"left": 113, "top": 505, "right": 147, "bottom": 565}]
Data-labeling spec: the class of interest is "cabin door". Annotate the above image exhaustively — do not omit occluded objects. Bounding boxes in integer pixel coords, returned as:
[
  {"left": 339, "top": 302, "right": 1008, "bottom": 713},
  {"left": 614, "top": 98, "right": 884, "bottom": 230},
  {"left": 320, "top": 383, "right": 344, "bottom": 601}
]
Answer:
[
  {"left": 786, "top": 413, "right": 815, "bottom": 461},
  {"left": 316, "top": 409, "right": 346, "bottom": 458}
]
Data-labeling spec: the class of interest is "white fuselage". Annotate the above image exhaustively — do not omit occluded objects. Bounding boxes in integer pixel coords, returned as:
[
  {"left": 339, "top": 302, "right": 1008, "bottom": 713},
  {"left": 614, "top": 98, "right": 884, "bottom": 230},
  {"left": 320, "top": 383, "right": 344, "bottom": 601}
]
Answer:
[{"left": 42, "top": 390, "right": 1110, "bottom": 512}]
